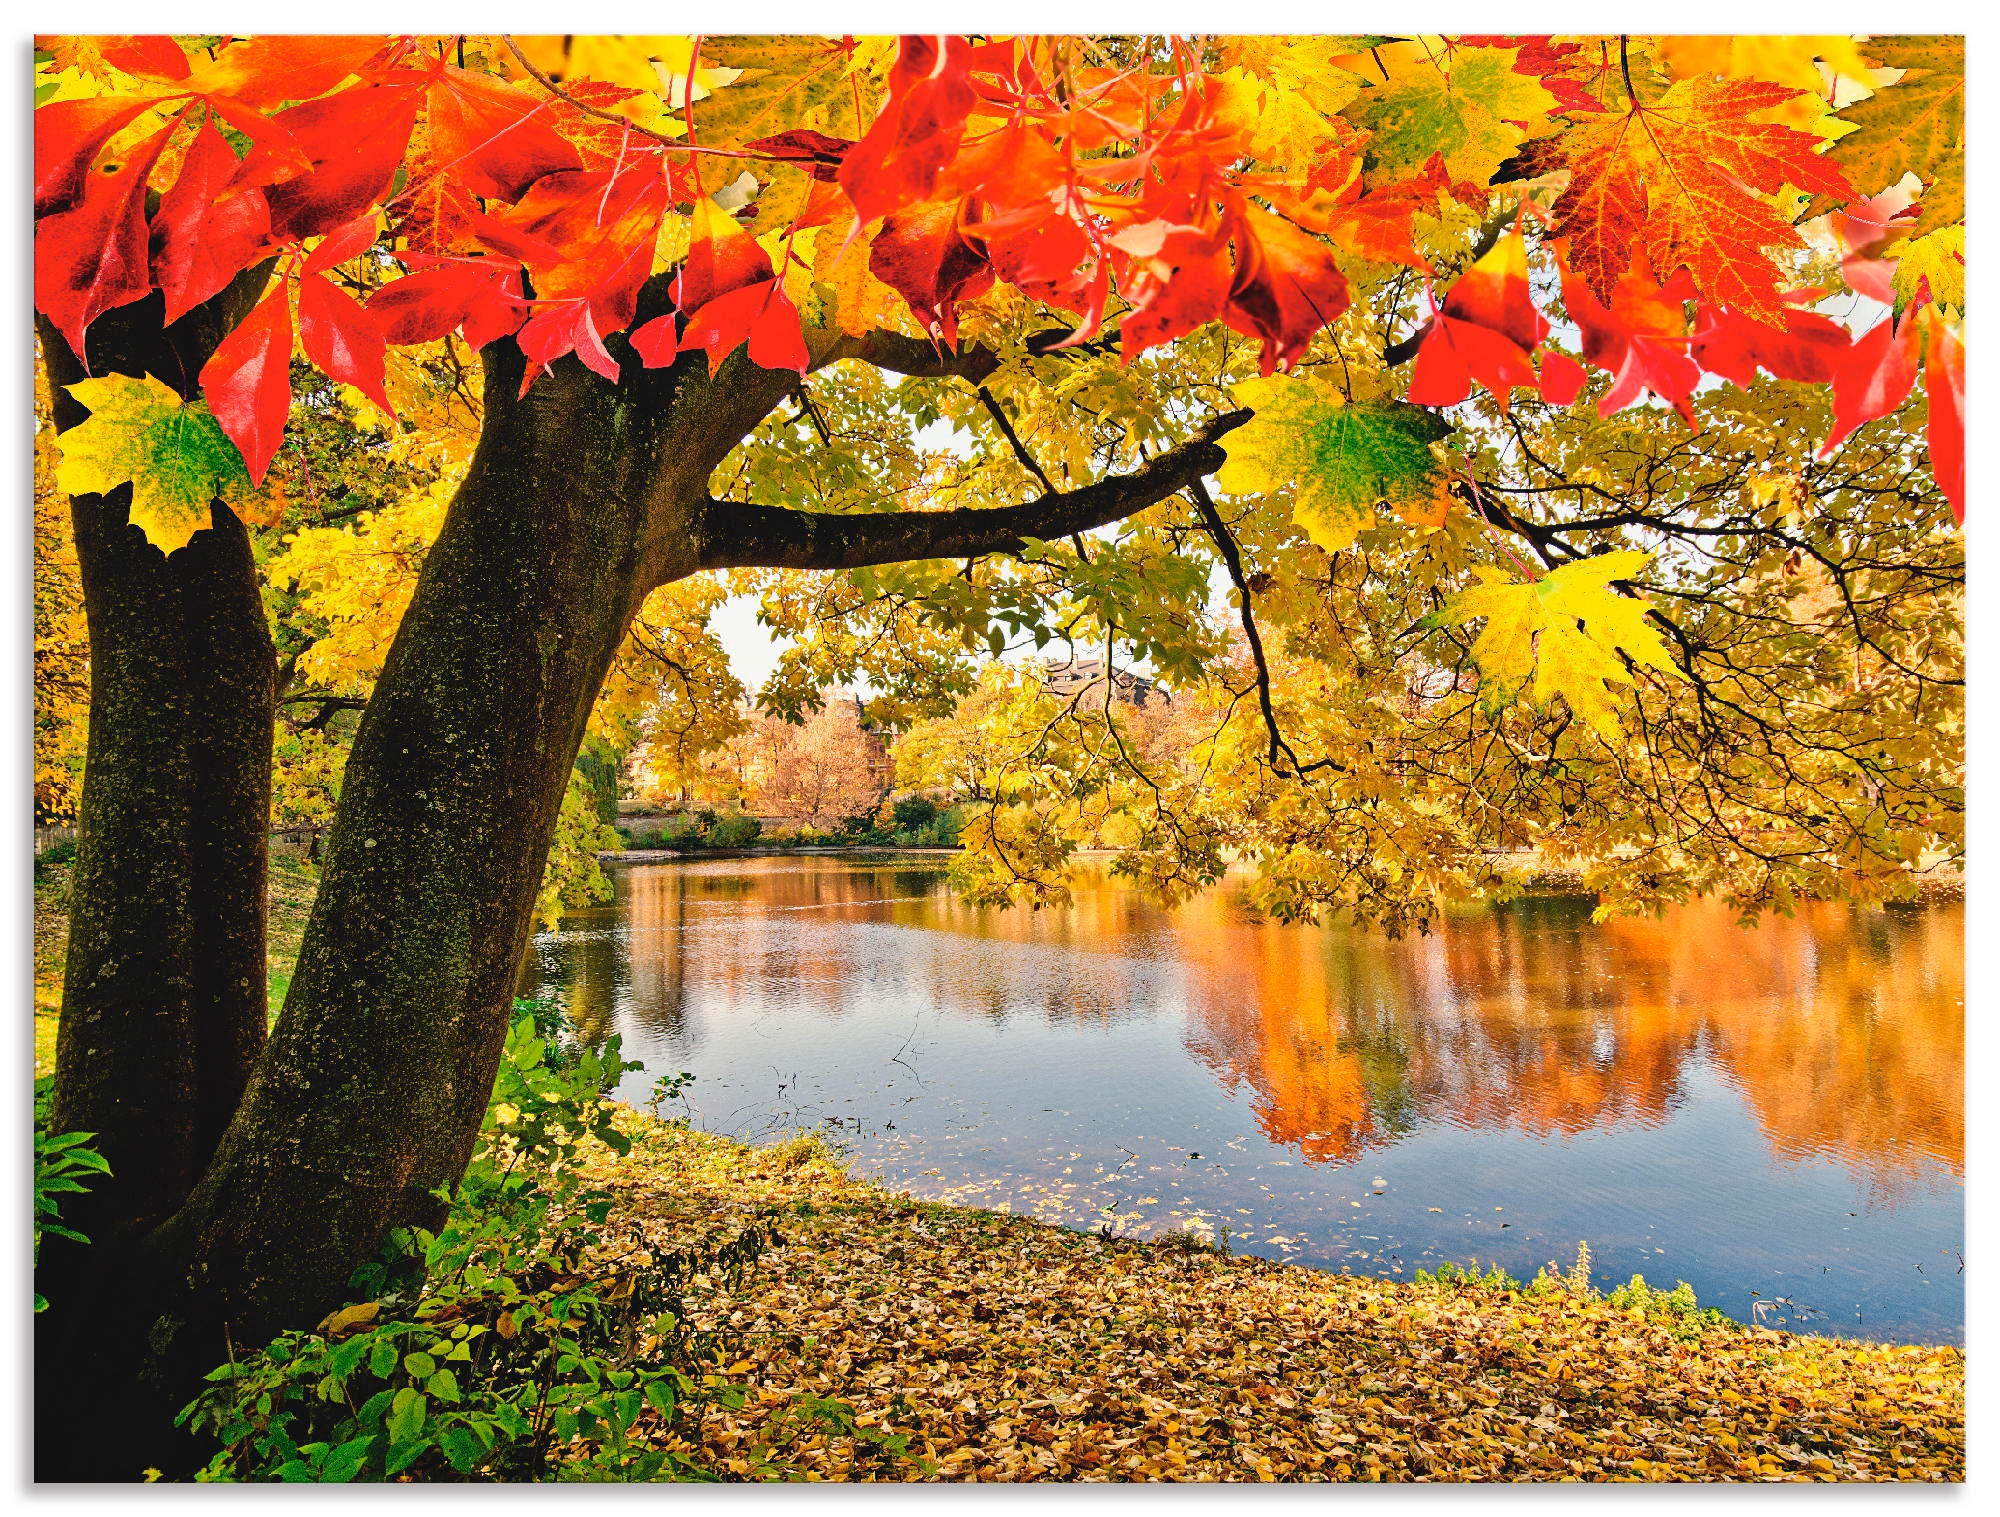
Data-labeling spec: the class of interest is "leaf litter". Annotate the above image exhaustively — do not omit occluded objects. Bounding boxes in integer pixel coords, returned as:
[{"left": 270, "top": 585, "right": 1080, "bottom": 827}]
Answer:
[{"left": 577, "top": 1111, "right": 1963, "bottom": 1482}]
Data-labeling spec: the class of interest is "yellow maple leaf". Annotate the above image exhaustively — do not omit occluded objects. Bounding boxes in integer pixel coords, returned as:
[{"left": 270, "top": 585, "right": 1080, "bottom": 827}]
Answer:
[
  {"left": 1435, "top": 550, "right": 1682, "bottom": 740},
  {"left": 54, "top": 374, "right": 254, "bottom": 554},
  {"left": 1891, "top": 223, "right": 1964, "bottom": 315},
  {"left": 1347, "top": 38, "right": 1562, "bottom": 187},
  {"left": 810, "top": 219, "right": 907, "bottom": 338}
]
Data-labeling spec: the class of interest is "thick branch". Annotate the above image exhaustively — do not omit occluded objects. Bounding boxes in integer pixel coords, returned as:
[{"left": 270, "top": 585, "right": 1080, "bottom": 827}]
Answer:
[
  {"left": 812, "top": 327, "right": 1001, "bottom": 382},
  {"left": 695, "top": 410, "right": 1250, "bottom": 572}
]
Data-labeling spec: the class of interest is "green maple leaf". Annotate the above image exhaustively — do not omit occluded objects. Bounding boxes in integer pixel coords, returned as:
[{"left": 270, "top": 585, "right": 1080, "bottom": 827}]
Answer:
[
  {"left": 1432, "top": 550, "right": 1683, "bottom": 740},
  {"left": 55, "top": 374, "right": 254, "bottom": 554},
  {"left": 1218, "top": 374, "right": 1451, "bottom": 552},
  {"left": 1346, "top": 41, "right": 1563, "bottom": 186}
]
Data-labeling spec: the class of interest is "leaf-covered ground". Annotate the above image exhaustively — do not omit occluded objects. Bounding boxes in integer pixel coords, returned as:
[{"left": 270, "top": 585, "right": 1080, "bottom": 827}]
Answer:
[{"left": 592, "top": 1116, "right": 1963, "bottom": 1483}]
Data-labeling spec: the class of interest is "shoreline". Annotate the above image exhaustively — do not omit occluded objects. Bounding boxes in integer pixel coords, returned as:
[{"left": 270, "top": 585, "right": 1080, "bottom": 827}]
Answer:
[
  {"left": 595, "top": 1112, "right": 1965, "bottom": 1481},
  {"left": 594, "top": 846, "right": 1967, "bottom": 903}
]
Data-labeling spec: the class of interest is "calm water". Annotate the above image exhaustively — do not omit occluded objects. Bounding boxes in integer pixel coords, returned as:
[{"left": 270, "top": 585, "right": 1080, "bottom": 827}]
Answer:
[{"left": 530, "top": 856, "right": 1963, "bottom": 1344}]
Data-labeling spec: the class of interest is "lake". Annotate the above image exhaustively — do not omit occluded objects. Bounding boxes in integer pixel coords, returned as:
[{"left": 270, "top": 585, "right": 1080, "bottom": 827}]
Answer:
[{"left": 529, "top": 855, "right": 1963, "bottom": 1344}]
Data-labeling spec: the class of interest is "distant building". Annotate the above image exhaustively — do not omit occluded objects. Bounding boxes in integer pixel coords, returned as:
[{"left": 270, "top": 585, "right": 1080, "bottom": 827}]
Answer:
[{"left": 1039, "top": 654, "right": 1168, "bottom": 708}]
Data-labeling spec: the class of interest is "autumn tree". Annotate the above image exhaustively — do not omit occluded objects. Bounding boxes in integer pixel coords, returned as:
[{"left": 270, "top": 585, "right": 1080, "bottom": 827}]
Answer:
[
  {"left": 32, "top": 32, "right": 1962, "bottom": 1475},
  {"left": 746, "top": 700, "right": 888, "bottom": 826}
]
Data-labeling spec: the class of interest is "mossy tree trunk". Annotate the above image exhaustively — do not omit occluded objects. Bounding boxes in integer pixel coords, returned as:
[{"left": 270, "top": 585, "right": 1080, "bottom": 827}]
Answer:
[
  {"left": 133, "top": 323, "right": 803, "bottom": 1458},
  {"left": 35, "top": 277, "right": 278, "bottom": 1479}
]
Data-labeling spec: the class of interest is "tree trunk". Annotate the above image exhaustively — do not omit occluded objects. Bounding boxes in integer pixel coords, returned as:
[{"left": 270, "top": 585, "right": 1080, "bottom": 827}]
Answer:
[
  {"left": 35, "top": 281, "right": 277, "bottom": 1480},
  {"left": 143, "top": 332, "right": 797, "bottom": 1414}
]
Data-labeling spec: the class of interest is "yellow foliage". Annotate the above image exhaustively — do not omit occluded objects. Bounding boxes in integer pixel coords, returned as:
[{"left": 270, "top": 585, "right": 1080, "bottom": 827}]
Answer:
[
  {"left": 34, "top": 372, "right": 88, "bottom": 822},
  {"left": 1436, "top": 552, "right": 1683, "bottom": 740}
]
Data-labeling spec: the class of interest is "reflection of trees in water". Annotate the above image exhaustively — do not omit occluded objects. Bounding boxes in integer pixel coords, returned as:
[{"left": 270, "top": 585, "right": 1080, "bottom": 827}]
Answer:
[
  {"left": 608, "top": 859, "right": 1177, "bottom": 1030},
  {"left": 1174, "top": 886, "right": 1961, "bottom": 1194},
  {"left": 558, "top": 861, "right": 1960, "bottom": 1197}
]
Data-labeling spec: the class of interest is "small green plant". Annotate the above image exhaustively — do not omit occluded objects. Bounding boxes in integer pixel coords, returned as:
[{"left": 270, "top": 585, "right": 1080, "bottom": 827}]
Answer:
[
  {"left": 1413, "top": 1258, "right": 1524, "bottom": 1293},
  {"left": 1153, "top": 1226, "right": 1224, "bottom": 1257},
  {"left": 762, "top": 1129, "right": 840, "bottom": 1173},
  {"left": 36, "top": 835, "right": 78, "bottom": 870},
  {"left": 645, "top": 1070, "right": 696, "bottom": 1120},
  {"left": 1606, "top": 1275, "right": 1730, "bottom": 1336},
  {"left": 179, "top": 1013, "right": 757, "bottom": 1481},
  {"left": 34, "top": 1081, "right": 110, "bottom": 1314},
  {"left": 743, "top": 1391, "right": 926, "bottom": 1479}
]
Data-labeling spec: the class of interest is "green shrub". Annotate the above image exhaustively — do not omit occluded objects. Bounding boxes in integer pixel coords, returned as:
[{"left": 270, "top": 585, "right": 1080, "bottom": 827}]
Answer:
[
  {"left": 1605, "top": 1275, "right": 1730, "bottom": 1335},
  {"left": 1412, "top": 1258, "right": 1523, "bottom": 1293},
  {"left": 704, "top": 813, "right": 761, "bottom": 848},
  {"left": 889, "top": 796, "right": 938, "bottom": 831},
  {"left": 179, "top": 1007, "right": 762, "bottom": 1481},
  {"left": 34, "top": 1076, "right": 109, "bottom": 1315}
]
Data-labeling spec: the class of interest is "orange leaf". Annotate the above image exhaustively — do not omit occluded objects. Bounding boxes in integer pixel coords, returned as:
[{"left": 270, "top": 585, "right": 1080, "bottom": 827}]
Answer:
[{"left": 1544, "top": 77, "right": 1853, "bottom": 324}]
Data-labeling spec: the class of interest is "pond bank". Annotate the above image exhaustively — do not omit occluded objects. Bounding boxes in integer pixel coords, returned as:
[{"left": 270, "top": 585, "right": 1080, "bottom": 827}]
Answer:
[
  {"left": 598, "top": 845, "right": 960, "bottom": 863},
  {"left": 602, "top": 1115, "right": 1963, "bottom": 1482}
]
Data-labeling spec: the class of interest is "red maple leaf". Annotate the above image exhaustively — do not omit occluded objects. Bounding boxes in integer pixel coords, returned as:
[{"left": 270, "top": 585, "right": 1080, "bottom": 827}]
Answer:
[
  {"left": 34, "top": 96, "right": 164, "bottom": 217},
  {"left": 1222, "top": 198, "right": 1351, "bottom": 375},
  {"left": 1820, "top": 309, "right": 1921, "bottom": 456},
  {"left": 298, "top": 270, "right": 393, "bottom": 416},
  {"left": 838, "top": 36, "right": 982, "bottom": 226},
  {"left": 1562, "top": 258, "right": 1703, "bottom": 423},
  {"left": 261, "top": 83, "right": 423, "bottom": 243},
  {"left": 1926, "top": 319, "right": 1964, "bottom": 522},
  {"left": 1691, "top": 298, "right": 1850, "bottom": 388},
  {"left": 369, "top": 260, "right": 525, "bottom": 349},
  {"left": 868, "top": 197, "right": 995, "bottom": 346},
  {"left": 149, "top": 118, "right": 273, "bottom": 325},
  {"left": 419, "top": 61, "right": 582, "bottom": 204},
  {"left": 35, "top": 119, "right": 178, "bottom": 356},
  {"left": 681, "top": 281, "right": 810, "bottom": 376},
  {"left": 199, "top": 285, "right": 294, "bottom": 483},
  {"left": 1407, "top": 231, "right": 1546, "bottom": 409}
]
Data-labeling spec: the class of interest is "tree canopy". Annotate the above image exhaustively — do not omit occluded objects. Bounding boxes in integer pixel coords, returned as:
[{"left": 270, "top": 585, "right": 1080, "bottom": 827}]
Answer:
[{"left": 37, "top": 31, "right": 1964, "bottom": 920}]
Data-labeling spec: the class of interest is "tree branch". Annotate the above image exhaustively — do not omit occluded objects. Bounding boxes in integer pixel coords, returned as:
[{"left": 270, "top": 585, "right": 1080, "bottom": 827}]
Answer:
[
  {"left": 1187, "top": 478, "right": 1345, "bottom": 778},
  {"left": 695, "top": 410, "right": 1250, "bottom": 572},
  {"left": 811, "top": 328, "right": 1001, "bottom": 382}
]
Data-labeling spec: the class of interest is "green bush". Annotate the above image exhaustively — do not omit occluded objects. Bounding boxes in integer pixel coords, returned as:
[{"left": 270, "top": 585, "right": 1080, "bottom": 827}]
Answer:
[
  {"left": 889, "top": 796, "right": 938, "bottom": 832},
  {"left": 179, "top": 1007, "right": 764, "bottom": 1481},
  {"left": 34, "top": 1076, "right": 110, "bottom": 1315},
  {"left": 1606, "top": 1275, "right": 1730, "bottom": 1336},
  {"left": 1412, "top": 1258, "right": 1523, "bottom": 1293},
  {"left": 704, "top": 813, "right": 761, "bottom": 848}
]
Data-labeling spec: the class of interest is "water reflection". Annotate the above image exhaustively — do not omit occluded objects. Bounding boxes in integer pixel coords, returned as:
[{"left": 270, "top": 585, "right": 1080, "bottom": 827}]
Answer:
[
  {"left": 531, "top": 857, "right": 1962, "bottom": 1341},
  {"left": 1176, "top": 892, "right": 1962, "bottom": 1197}
]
